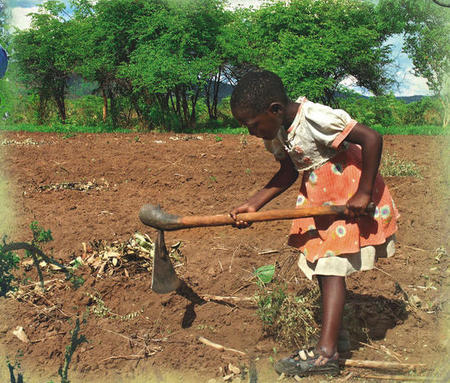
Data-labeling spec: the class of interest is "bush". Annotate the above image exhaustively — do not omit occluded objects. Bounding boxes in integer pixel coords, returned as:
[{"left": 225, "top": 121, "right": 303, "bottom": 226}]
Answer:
[
  {"left": 0, "top": 242, "right": 20, "bottom": 297},
  {"left": 66, "top": 95, "right": 103, "bottom": 126}
]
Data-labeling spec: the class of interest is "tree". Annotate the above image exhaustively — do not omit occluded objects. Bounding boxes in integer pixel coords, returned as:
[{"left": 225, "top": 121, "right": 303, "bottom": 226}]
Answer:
[
  {"left": 125, "top": 0, "right": 227, "bottom": 129},
  {"left": 13, "top": 1, "right": 75, "bottom": 123},
  {"left": 234, "top": 0, "right": 400, "bottom": 104},
  {"left": 378, "top": 0, "right": 449, "bottom": 126},
  {"left": 0, "top": 0, "right": 9, "bottom": 47}
]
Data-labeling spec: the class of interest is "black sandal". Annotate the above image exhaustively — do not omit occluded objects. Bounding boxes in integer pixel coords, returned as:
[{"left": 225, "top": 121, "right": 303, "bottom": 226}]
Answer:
[{"left": 274, "top": 348, "right": 340, "bottom": 377}]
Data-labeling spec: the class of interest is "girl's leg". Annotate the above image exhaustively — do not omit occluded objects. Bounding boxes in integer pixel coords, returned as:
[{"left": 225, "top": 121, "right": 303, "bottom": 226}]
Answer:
[{"left": 316, "top": 275, "right": 346, "bottom": 358}]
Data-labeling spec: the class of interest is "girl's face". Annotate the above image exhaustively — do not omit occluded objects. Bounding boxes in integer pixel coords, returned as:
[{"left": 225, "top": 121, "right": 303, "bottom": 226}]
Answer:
[{"left": 233, "top": 104, "right": 284, "bottom": 140}]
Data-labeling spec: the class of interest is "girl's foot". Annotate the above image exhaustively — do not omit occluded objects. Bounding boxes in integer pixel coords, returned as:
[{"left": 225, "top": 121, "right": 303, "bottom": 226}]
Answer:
[{"left": 274, "top": 348, "right": 340, "bottom": 377}]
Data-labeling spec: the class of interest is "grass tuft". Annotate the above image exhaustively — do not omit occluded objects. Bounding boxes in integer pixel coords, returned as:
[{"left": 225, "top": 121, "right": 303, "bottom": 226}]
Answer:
[{"left": 380, "top": 153, "right": 421, "bottom": 177}]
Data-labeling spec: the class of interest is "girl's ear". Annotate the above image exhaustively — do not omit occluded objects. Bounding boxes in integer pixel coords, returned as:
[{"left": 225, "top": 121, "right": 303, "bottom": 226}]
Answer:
[{"left": 268, "top": 102, "right": 284, "bottom": 115}]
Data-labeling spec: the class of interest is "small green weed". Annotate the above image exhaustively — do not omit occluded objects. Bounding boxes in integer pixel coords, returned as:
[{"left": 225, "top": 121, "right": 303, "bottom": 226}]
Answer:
[
  {"left": 209, "top": 175, "right": 217, "bottom": 183},
  {"left": 58, "top": 318, "right": 87, "bottom": 383},
  {"left": 253, "top": 264, "right": 320, "bottom": 348},
  {"left": 214, "top": 135, "right": 223, "bottom": 142},
  {"left": 380, "top": 153, "right": 421, "bottom": 177},
  {"left": 87, "top": 293, "right": 142, "bottom": 320},
  {"left": 6, "top": 356, "right": 24, "bottom": 383}
]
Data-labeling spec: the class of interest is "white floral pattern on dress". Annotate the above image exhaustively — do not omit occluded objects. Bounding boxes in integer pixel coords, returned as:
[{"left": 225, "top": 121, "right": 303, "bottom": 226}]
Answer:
[
  {"left": 297, "top": 195, "right": 306, "bottom": 206},
  {"left": 336, "top": 225, "right": 346, "bottom": 238}
]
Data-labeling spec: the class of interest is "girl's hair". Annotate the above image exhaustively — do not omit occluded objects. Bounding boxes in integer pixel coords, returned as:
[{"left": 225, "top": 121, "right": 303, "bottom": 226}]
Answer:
[{"left": 230, "top": 70, "right": 288, "bottom": 116}]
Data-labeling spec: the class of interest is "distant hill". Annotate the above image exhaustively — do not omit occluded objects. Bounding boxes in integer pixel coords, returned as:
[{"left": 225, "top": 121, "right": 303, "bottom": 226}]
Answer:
[{"left": 67, "top": 77, "right": 426, "bottom": 105}]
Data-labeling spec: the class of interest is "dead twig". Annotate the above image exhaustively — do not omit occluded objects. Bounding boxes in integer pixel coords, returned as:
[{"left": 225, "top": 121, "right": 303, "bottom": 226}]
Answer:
[
  {"left": 257, "top": 249, "right": 279, "bottom": 255},
  {"left": 100, "top": 352, "right": 158, "bottom": 363},
  {"left": 360, "top": 374, "right": 443, "bottom": 381},
  {"left": 339, "top": 359, "right": 426, "bottom": 370},
  {"left": 30, "top": 331, "right": 66, "bottom": 344},
  {"left": 358, "top": 341, "right": 403, "bottom": 363},
  {"left": 401, "top": 244, "right": 430, "bottom": 253},
  {"left": 198, "top": 336, "right": 246, "bottom": 356},
  {"left": 200, "top": 294, "right": 255, "bottom": 304}
]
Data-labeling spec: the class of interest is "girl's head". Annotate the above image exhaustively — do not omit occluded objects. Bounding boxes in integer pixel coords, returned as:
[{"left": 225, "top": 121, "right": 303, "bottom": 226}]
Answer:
[{"left": 230, "top": 70, "right": 289, "bottom": 140}]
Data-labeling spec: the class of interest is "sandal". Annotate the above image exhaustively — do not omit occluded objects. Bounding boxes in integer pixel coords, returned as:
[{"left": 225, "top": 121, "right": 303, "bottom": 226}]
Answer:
[{"left": 274, "top": 348, "right": 340, "bottom": 377}]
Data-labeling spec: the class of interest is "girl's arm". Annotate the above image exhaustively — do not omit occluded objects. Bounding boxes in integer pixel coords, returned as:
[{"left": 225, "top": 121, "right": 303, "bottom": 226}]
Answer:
[
  {"left": 230, "top": 155, "right": 298, "bottom": 227},
  {"left": 344, "top": 122, "right": 382, "bottom": 217}
]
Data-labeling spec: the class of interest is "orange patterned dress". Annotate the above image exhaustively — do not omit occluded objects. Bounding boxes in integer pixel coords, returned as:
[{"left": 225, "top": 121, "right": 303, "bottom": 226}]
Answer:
[
  {"left": 264, "top": 97, "right": 399, "bottom": 277},
  {"left": 287, "top": 143, "right": 399, "bottom": 263}
]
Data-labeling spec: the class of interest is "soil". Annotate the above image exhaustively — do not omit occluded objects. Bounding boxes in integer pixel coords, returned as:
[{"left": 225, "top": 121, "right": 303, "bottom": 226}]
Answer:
[{"left": 0, "top": 131, "right": 448, "bottom": 382}]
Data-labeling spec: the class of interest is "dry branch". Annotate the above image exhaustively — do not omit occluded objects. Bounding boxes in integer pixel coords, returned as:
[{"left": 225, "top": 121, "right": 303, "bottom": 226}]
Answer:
[
  {"left": 339, "top": 359, "right": 426, "bottom": 370},
  {"left": 200, "top": 294, "right": 255, "bottom": 304},
  {"left": 361, "top": 374, "right": 443, "bottom": 381},
  {"left": 198, "top": 336, "right": 246, "bottom": 356}
]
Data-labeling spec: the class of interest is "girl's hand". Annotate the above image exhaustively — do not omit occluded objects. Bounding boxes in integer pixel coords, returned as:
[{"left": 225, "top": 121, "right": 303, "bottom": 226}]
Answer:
[
  {"left": 346, "top": 191, "right": 372, "bottom": 218},
  {"left": 230, "top": 203, "right": 257, "bottom": 229}
]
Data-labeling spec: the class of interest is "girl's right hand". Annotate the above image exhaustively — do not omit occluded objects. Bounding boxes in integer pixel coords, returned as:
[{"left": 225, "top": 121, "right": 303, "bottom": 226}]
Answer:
[{"left": 229, "top": 203, "right": 257, "bottom": 229}]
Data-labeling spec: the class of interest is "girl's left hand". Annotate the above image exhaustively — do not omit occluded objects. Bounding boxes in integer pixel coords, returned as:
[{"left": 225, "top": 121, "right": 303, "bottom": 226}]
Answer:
[{"left": 346, "top": 191, "right": 372, "bottom": 218}]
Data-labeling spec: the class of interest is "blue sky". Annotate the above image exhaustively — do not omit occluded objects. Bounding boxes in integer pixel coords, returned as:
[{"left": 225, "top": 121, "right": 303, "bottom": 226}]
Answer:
[{"left": 8, "top": 0, "right": 432, "bottom": 97}]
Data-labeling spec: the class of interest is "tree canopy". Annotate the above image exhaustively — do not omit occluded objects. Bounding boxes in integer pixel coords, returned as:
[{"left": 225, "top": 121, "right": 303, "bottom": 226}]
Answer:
[{"left": 10, "top": 0, "right": 449, "bottom": 129}]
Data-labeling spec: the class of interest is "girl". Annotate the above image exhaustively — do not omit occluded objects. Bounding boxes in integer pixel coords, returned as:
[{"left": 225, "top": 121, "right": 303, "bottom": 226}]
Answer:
[{"left": 229, "top": 70, "right": 398, "bottom": 377}]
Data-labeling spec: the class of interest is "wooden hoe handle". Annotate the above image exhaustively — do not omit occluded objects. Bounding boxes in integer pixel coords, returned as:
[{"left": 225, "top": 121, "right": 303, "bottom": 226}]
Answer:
[{"left": 139, "top": 203, "right": 374, "bottom": 231}]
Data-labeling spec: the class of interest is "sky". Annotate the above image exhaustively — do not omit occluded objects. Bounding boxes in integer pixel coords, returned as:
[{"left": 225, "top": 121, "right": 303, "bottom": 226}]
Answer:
[{"left": 7, "top": 0, "right": 432, "bottom": 97}]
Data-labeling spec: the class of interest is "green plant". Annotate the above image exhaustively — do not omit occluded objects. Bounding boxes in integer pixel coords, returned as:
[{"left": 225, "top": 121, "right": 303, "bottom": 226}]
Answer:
[
  {"left": 6, "top": 357, "right": 24, "bottom": 383},
  {"left": 58, "top": 318, "right": 87, "bottom": 383},
  {"left": 253, "top": 264, "right": 320, "bottom": 348},
  {"left": 87, "top": 292, "right": 142, "bottom": 320},
  {"left": 380, "top": 153, "right": 421, "bottom": 177},
  {"left": 0, "top": 238, "right": 20, "bottom": 296},
  {"left": 255, "top": 284, "right": 287, "bottom": 326},
  {"left": 214, "top": 135, "right": 223, "bottom": 142},
  {"left": 0, "top": 222, "right": 70, "bottom": 293}
]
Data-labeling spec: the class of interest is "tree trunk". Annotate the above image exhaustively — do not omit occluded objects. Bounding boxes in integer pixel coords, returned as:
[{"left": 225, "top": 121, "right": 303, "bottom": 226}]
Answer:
[
  {"left": 440, "top": 95, "right": 449, "bottom": 127},
  {"left": 37, "top": 92, "right": 48, "bottom": 125},
  {"left": 102, "top": 87, "right": 108, "bottom": 123},
  {"left": 53, "top": 87, "right": 66, "bottom": 124}
]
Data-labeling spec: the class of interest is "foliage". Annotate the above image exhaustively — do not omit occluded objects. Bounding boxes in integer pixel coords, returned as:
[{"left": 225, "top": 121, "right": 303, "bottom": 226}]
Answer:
[
  {"left": 254, "top": 264, "right": 275, "bottom": 284},
  {"left": 255, "top": 283, "right": 286, "bottom": 326},
  {"left": 0, "top": 221, "right": 83, "bottom": 294},
  {"left": 58, "top": 318, "right": 87, "bottom": 383},
  {"left": 7, "top": 0, "right": 449, "bottom": 131},
  {"left": 378, "top": 0, "right": 450, "bottom": 127},
  {"left": 243, "top": 0, "right": 398, "bottom": 103},
  {"left": 0, "top": 238, "right": 20, "bottom": 297},
  {"left": 13, "top": 1, "right": 75, "bottom": 124},
  {"left": 255, "top": 281, "right": 320, "bottom": 348},
  {"left": 6, "top": 357, "right": 24, "bottom": 383}
]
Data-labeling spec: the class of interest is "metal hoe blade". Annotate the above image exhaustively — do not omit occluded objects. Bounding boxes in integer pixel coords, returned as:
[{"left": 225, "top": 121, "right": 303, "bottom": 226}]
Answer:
[{"left": 151, "top": 230, "right": 182, "bottom": 294}]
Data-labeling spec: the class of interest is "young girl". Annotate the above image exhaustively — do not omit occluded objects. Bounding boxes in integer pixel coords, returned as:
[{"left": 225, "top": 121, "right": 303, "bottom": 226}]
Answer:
[{"left": 229, "top": 70, "right": 398, "bottom": 377}]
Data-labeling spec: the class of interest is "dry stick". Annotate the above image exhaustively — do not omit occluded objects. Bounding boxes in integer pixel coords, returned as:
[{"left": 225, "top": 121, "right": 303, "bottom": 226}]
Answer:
[
  {"left": 30, "top": 331, "right": 66, "bottom": 344},
  {"left": 358, "top": 341, "right": 403, "bottom": 363},
  {"left": 401, "top": 244, "right": 430, "bottom": 253},
  {"left": 200, "top": 294, "right": 255, "bottom": 304},
  {"left": 100, "top": 353, "right": 157, "bottom": 362},
  {"left": 198, "top": 336, "right": 246, "bottom": 356},
  {"left": 340, "top": 359, "right": 426, "bottom": 370},
  {"left": 360, "top": 374, "right": 443, "bottom": 382}
]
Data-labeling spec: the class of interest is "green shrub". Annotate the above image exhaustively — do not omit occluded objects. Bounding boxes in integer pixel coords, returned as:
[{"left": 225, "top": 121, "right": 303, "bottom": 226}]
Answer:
[
  {"left": 0, "top": 240, "right": 20, "bottom": 297},
  {"left": 66, "top": 95, "right": 103, "bottom": 127}
]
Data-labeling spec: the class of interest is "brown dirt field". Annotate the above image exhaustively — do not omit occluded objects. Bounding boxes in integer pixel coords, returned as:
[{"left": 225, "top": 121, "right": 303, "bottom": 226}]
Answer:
[{"left": 0, "top": 131, "right": 448, "bottom": 382}]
